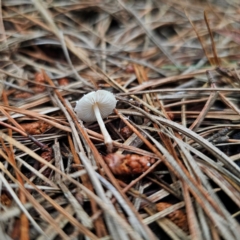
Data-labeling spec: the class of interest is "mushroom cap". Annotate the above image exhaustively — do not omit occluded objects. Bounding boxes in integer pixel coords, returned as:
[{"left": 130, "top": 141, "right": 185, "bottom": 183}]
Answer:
[{"left": 74, "top": 90, "right": 117, "bottom": 122}]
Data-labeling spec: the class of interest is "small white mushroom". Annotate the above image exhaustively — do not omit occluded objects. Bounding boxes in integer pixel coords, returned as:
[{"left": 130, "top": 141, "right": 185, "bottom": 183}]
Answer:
[{"left": 74, "top": 90, "right": 117, "bottom": 153}]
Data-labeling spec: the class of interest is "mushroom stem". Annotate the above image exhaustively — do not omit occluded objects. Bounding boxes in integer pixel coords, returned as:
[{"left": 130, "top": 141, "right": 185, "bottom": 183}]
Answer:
[{"left": 93, "top": 104, "right": 113, "bottom": 153}]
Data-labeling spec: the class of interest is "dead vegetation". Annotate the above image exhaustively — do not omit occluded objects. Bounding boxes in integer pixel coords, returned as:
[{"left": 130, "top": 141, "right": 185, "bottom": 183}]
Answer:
[{"left": 0, "top": 0, "right": 240, "bottom": 239}]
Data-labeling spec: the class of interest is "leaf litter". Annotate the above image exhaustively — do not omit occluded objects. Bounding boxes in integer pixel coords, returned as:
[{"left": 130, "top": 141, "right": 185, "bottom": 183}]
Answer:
[{"left": 0, "top": 0, "right": 239, "bottom": 239}]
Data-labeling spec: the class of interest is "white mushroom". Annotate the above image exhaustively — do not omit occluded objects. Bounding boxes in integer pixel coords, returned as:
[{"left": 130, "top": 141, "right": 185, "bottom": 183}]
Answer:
[{"left": 74, "top": 90, "right": 117, "bottom": 153}]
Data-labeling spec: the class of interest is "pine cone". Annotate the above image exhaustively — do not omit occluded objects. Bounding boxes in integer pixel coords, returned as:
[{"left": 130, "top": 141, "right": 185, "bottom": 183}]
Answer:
[
  {"left": 120, "top": 126, "right": 133, "bottom": 139},
  {"left": 0, "top": 192, "right": 12, "bottom": 206},
  {"left": 57, "top": 78, "right": 69, "bottom": 86},
  {"left": 156, "top": 202, "right": 189, "bottom": 233},
  {"left": 21, "top": 120, "right": 51, "bottom": 135},
  {"left": 33, "top": 72, "right": 46, "bottom": 93},
  {"left": 104, "top": 153, "right": 155, "bottom": 175}
]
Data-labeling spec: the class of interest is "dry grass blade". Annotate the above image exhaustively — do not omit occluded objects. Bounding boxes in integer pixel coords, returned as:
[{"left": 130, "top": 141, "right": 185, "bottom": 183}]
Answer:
[
  {"left": 0, "top": 170, "right": 45, "bottom": 236},
  {"left": 53, "top": 141, "right": 93, "bottom": 229},
  {"left": 204, "top": 11, "right": 220, "bottom": 66},
  {"left": 117, "top": 0, "right": 180, "bottom": 69},
  {"left": 43, "top": 70, "right": 157, "bottom": 240},
  {"left": 0, "top": 131, "right": 152, "bottom": 239},
  {"left": 79, "top": 152, "right": 132, "bottom": 240},
  {"left": 142, "top": 130, "right": 239, "bottom": 240},
  {"left": 143, "top": 202, "right": 185, "bottom": 225},
  {"left": 37, "top": 204, "right": 74, "bottom": 240},
  {"left": 0, "top": 171, "right": 71, "bottom": 240},
  {"left": 118, "top": 107, "right": 240, "bottom": 178}
]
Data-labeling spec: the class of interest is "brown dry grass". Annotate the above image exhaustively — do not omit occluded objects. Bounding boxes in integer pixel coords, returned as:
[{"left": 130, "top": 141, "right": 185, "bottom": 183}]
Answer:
[{"left": 0, "top": 0, "right": 239, "bottom": 239}]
